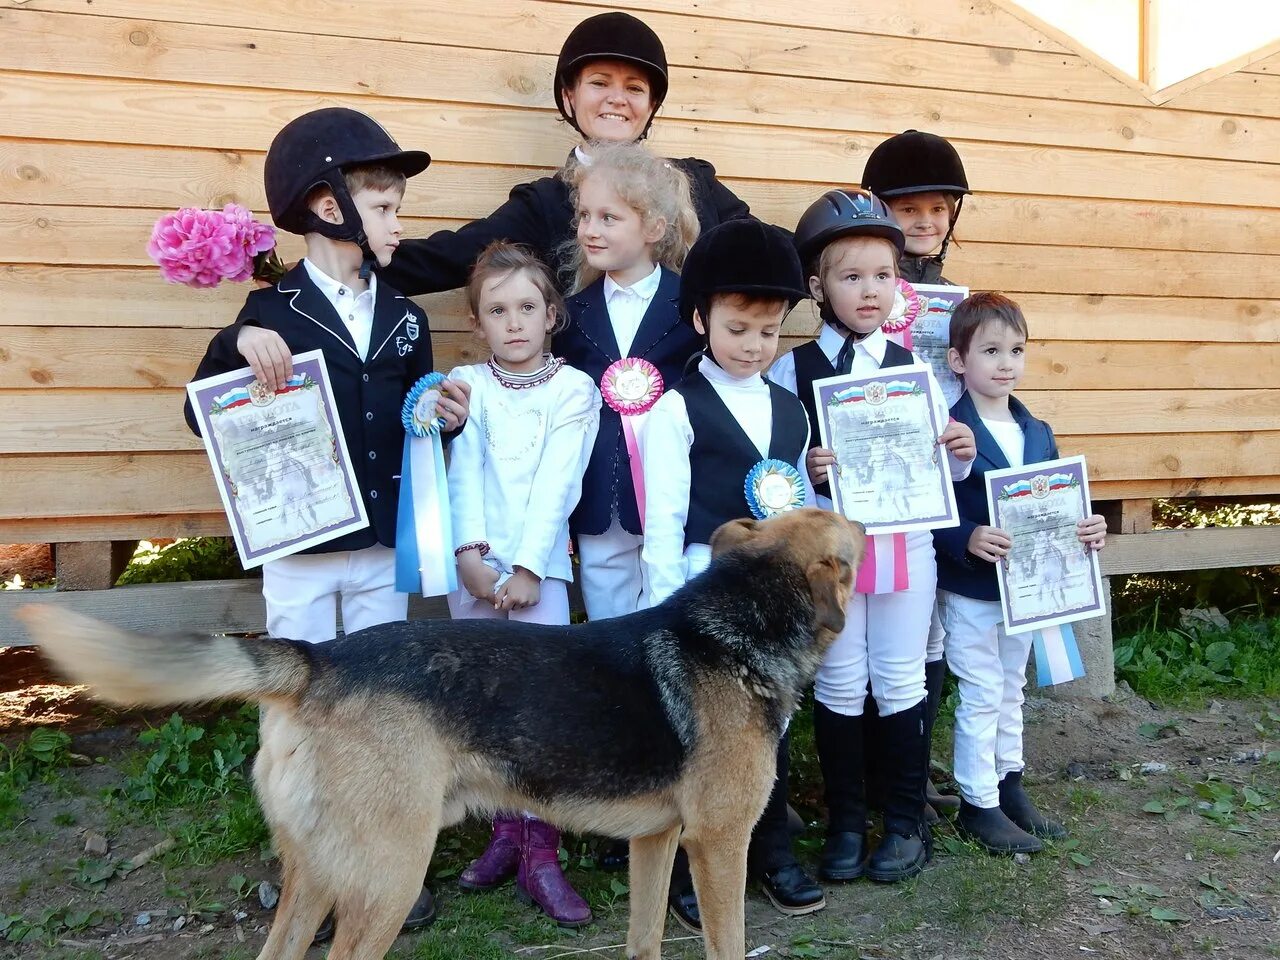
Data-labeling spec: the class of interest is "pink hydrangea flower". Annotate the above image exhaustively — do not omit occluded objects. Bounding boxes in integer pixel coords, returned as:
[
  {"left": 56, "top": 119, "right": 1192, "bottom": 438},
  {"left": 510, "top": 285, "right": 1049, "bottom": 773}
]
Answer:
[{"left": 147, "top": 204, "right": 277, "bottom": 288}]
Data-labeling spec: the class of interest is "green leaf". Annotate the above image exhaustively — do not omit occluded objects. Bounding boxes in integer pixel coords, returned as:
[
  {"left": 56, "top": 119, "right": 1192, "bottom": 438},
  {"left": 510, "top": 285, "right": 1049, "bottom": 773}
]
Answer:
[
  {"left": 1149, "top": 907, "right": 1189, "bottom": 923},
  {"left": 1142, "top": 800, "right": 1166, "bottom": 814},
  {"left": 1070, "top": 851, "right": 1094, "bottom": 867},
  {"left": 1092, "top": 883, "right": 1123, "bottom": 898},
  {"left": 1198, "top": 874, "right": 1228, "bottom": 891},
  {"left": 1134, "top": 883, "right": 1167, "bottom": 898},
  {"left": 608, "top": 878, "right": 628, "bottom": 897},
  {"left": 1137, "top": 723, "right": 1162, "bottom": 739}
]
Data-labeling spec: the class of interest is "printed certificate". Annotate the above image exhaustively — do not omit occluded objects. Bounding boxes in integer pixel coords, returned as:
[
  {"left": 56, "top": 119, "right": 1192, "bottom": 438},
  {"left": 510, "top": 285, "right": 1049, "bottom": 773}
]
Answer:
[
  {"left": 813, "top": 363, "right": 959, "bottom": 534},
  {"left": 187, "top": 350, "right": 368, "bottom": 568},
  {"left": 903, "top": 284, "right": 967, "bottom": 408},
  {"left": 985, "top": 455, "right": 1106, "bottom": 635}
]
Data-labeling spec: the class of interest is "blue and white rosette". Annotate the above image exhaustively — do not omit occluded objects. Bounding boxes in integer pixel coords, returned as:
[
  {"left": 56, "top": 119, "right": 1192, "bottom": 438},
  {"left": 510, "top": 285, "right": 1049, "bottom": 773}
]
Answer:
[
  {"left": 744, "top": 459, "right": 806, "bottom": 520},
  {"left": 394, "top": 373, "right": 457, "bottom": 597}
]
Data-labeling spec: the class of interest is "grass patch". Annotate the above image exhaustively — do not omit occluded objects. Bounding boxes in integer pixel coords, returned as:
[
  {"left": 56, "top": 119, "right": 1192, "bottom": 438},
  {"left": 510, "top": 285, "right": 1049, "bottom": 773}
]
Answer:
[
  {"left": 1113, "top": 614, "right": 1280, "bottom": 705},
  {"left": 0, "top": 728, "right": 73, "bottom": 828}
]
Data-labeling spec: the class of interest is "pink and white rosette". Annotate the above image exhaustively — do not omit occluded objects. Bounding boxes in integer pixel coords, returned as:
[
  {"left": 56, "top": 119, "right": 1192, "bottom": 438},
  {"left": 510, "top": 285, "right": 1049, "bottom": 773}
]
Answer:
[
  {"left": 881, "top": 277, "right": 924, "bottom": 350},
  {"left": 601, "top": 358, "right": 664, "bottom": 529}
]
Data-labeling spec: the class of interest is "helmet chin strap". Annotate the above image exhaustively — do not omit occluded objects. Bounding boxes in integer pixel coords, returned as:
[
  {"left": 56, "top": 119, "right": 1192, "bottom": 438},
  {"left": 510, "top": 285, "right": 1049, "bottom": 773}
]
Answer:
[
  {"left": 937, "top": 194, "right": 965, "bottom": 262},
  {"left": 300, "top": 182, "right": 379, "bottom": 279},
  {"left": 818, "top": 297, "right": 871, "bottom": 342}
]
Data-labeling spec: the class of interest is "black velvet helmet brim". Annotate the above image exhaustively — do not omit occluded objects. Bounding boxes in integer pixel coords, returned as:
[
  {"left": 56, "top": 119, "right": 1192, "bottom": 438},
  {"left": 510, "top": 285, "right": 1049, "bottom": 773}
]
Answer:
[
  {"left": 679, "top": 220, "right": 807, "bottom": 326},
  {"left": 861, "top": 130, "right": 970, "bottom": 199},
  {"left": 553, "top": 12, "right": 670, "bottom": 126}
]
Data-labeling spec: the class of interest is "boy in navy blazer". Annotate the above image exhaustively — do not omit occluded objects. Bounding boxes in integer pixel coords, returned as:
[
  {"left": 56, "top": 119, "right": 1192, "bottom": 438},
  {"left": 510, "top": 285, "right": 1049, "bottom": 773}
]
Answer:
[
  {"left": 934, "top": 293, "right": 1105, "bottom": 856},
  {"left": 184, "top": 109, "right": 469, "bottom": 649}
]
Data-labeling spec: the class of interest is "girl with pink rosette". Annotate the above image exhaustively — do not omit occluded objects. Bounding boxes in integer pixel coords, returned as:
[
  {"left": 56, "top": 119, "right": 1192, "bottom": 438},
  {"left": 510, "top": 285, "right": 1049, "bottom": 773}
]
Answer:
[
  {"left": 554, "top": 140, "right": 701, "bottom": 623},
  {"left": 444, "top": 241, "right": 602, "bottom": 927}
]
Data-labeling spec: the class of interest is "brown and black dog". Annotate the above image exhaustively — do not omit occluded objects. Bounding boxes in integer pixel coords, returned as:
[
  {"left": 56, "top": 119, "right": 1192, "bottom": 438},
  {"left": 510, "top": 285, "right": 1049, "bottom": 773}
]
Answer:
[{"left": 17, "top": 508, "right": 863, "bottom": 960}]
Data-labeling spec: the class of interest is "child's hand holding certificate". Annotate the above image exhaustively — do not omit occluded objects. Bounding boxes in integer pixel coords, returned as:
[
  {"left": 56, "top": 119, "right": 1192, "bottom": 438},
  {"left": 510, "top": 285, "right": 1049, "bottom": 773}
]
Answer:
[
  {"left": 984, "top": 455, "right": 1107, "bottom": 634},
  {"left": 812, "top": 363, "right": 959, "bottom": 534}
]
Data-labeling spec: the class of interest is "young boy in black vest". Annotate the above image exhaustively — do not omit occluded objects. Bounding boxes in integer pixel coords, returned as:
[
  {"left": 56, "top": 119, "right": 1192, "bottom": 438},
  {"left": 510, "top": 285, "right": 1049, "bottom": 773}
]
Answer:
[
  {"left": 183, "top": 108, "right": 470, "bottom": 939},
  {"left": 771, "top": 189, "right": 974, "bottom": 884},
  {"left": 640, "top": 219, "right": 824, "bottom": 928}
]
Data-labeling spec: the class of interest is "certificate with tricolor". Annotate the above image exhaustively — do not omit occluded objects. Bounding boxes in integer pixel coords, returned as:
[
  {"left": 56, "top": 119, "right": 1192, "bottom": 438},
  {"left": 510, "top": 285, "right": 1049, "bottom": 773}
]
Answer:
[
  {"left": 984, "top": 455, "right": 1106, "bottom": 635},
  {"left": 187, "top": 349, "right": 368, "bottom": 568},
  {"left": 895, "top": 283, "right": 967, "bottom": 408},
  {"left": 812, "top": 363, "right": 959, "bottom": 535}
]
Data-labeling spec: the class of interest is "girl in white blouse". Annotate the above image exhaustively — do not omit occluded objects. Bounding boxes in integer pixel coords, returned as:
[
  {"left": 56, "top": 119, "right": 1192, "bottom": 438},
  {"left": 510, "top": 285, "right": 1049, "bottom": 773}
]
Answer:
[{"left": 445, "top": 242, "right": 601, "bottom": 926}]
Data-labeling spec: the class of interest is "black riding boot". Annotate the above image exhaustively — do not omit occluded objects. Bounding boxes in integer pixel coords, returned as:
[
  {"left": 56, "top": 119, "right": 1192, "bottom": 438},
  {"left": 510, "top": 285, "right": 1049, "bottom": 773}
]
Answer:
[
  {"left": 813, "top": 701, "right": 868, "bottom": 881},
  {"left": 750, "top": 732, "right": 825, "bottom": 915},
  {"left": 868, "top": 699, "right": 931, "bottom": 882}
]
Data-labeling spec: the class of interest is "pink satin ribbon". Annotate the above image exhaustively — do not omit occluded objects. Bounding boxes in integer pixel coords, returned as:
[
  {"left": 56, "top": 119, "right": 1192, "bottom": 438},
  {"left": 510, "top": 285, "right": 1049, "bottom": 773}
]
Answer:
[{"left": 856, "top": 532, "right": 910, "bottom": 594}]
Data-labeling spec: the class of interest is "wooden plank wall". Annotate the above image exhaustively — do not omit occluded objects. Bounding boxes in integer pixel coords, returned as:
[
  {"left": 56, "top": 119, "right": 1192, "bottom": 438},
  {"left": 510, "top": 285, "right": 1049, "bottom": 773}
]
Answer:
[{"left": 2, "top": 0, "right": 1279, "bottom": 542}]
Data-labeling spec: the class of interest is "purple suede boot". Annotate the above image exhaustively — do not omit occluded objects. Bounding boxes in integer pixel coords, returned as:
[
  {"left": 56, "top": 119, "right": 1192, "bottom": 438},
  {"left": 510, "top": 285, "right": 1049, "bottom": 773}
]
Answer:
[
  {"left": 516, "top": 818, "right": 592, "bottom": 927},
  {"left": 458, "top": 814, "right": 522, "bottom": 891}
]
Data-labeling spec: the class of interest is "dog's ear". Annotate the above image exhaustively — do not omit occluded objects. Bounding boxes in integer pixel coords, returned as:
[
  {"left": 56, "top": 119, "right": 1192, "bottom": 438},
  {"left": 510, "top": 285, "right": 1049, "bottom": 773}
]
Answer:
[
  {"left": 710, "top": 517, "right": 760, "bottom": 557},
  {"left": 806, "top": 557, "right": 850, "bottom": 634}
]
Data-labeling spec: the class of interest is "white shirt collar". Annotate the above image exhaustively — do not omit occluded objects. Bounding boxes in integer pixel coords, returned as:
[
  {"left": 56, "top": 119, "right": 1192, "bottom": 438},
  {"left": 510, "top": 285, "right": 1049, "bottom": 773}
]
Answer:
[
  {"left": 573, "top": 144, "right": 593, "bottom": 166},
  {"left": 302, "top": 258, "right": 376, "bottom": 303},
  {"left": 698, "top": 353, "right": 764, "bottom": 388},
  {"left": 817, "top": 322, "right": 887, "bottom": 366},
  {"left": 604, "top": 263, "right": 662, "bottom": 303}
]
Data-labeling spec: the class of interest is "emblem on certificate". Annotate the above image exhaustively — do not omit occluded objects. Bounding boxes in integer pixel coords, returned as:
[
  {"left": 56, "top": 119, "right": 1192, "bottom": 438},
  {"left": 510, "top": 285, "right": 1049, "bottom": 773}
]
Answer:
[{"left": 186, "top": 350, "right": 369, "bottom": 568}]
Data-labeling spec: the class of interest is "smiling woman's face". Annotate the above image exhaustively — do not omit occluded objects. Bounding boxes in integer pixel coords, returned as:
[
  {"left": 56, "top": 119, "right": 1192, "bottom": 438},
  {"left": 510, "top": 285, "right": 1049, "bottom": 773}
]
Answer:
[{"left": 562, "top": 59, "right": 656, "bottom": 142}]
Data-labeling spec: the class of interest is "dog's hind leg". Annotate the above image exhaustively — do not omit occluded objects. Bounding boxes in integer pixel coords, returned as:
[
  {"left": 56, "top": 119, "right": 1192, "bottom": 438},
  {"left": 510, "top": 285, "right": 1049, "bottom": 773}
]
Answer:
[
  {"left": 323, "top": 835, "right": 433, "bottom": 960},
  {"left": 624, "top": 824, "right": 680, "bottom": 960},
  {"left": 683, "top": 827, "right": 750, "bottom": 960}
]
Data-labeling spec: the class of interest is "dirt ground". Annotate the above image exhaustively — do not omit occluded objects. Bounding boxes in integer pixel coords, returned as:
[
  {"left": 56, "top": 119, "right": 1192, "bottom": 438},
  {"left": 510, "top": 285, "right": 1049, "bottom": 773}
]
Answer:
[{"left": 1, "top": 644, "right": 1276, "bottom": 960}]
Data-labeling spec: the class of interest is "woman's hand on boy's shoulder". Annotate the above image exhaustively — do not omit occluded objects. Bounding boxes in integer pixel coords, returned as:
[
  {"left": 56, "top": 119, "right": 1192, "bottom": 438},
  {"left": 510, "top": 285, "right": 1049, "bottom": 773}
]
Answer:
[
  {"left": 938, "top": 419, "right": 976, "bottom": 463},
  {"left": 805, "top": 446, "right": 836, "bottom": 488},
  {"left": 237, "top": 325, "right": 292, "bottom": 392},
  {"left": 1076, "top": 514, "right": 1108, "bottom": 551},
  {"left": 436, "top": 377, "right": 472, "bottom": 432}
]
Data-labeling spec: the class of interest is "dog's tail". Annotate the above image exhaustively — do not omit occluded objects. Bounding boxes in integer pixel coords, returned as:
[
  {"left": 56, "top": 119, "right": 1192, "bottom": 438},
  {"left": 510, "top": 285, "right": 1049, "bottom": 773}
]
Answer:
[{"left": 14, "top": 605, "right": 312, "bottom": 708}]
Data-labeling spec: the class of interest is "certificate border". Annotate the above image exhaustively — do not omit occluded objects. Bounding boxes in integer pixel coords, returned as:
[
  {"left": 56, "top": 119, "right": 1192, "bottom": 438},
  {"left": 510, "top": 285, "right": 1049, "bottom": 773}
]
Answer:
[
  {"left": 186, "top": 349, "right": 370, "bottom": 569},
  {"left": 812, "top": 362, "right": 959, "bottom": 535},
  {"left": 984, "top": 454, "right": 1106, "bottom": 635},
  {"left": 905, "top": 283, "right": 968, "bottom": 407}
]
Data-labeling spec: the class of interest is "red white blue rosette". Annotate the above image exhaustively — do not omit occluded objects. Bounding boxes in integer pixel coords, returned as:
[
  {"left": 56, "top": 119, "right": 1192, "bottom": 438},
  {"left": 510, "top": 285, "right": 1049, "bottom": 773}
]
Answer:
[
  {"left": 744, "top": 459, "right": 806, "bottom": 520},
  {"left": 601, "top": 359, "right": 664, "bottom": 528},
  {"left": 395, "top": 373, "right": 456, "bottom": 597},
  {"left": 882, "top": 278, "right": 923, "bottom": 349}
]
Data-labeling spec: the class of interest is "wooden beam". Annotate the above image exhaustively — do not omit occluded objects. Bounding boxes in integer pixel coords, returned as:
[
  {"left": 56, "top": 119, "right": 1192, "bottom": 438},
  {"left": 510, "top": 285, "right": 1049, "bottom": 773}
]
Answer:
[
  {"left": 0, "top": 578, "right": 450, "bottom": 644},
  {"left": 1100, "top": 526, "right": 1280, "bottom": 575},
  {"left": 1097, "top": 498, "right": 1154, "bottom": 535}
]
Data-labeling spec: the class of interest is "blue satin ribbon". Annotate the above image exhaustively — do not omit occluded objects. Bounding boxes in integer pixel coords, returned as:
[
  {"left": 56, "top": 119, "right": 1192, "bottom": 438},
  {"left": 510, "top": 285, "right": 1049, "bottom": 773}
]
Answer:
[
  {"left": 1032, "top": 622, "right": 1086, "bottom": 686},
  {"left": 394, "top": 374, "right": 456, "bottom": 597}
]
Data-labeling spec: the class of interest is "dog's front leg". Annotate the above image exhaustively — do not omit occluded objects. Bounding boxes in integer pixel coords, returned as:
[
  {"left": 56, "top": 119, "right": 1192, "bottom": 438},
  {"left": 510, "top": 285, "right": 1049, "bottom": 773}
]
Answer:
[
  {"left": 624, "top": 824, "right": 681, "bottom": 960},
  {"left": 684, "top": 828, "right": 749, "bottom": 960}
]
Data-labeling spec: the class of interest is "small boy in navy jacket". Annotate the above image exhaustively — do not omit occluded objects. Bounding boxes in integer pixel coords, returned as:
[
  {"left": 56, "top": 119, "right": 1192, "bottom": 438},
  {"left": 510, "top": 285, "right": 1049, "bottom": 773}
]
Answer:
[
  {"left": 934, "top": 293, "right": 1105, "bottom": 855},
  {"left": 184, "top": 108, "right": 471, "bottom": 937}
]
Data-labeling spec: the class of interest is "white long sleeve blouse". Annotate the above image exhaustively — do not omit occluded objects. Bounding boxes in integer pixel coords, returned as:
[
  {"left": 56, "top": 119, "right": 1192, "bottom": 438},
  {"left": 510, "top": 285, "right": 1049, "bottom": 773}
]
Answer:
[{"left": 446, "top": 360, "right": 601, "bottom": 583}]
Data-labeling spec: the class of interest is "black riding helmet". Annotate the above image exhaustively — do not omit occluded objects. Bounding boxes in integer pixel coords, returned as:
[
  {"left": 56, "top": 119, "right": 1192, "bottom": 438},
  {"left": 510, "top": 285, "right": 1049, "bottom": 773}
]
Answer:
[
  {"left": 861, "top": 130, "right": 969, "bottom": 267},
  {"left": 861, "top": 130, "right": 969, "bottom": 199},
  {"left": 680, "top": 219, "right": 807, "bottom": 329},
  {"left": 265, "top": 108, "right": 430, "bottom": 272},
  {"left": 794, "top": 189, "right": 905, "bottom": 331},
  {"left": 794, "top": 189, "right": 905, "bottom": 272},
  {"left": 553, "top": 12, "right": 669, "bottom": 139}
]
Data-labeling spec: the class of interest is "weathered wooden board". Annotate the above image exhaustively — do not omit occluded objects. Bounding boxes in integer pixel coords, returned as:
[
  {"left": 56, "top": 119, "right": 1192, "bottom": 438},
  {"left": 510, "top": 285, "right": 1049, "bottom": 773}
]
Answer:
[
  {"left": 5, "top": 73, "right": 1276, "bottom": 208},
  {"left": 6, "top": 9, "right": 1275, "bottom": 163}
]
